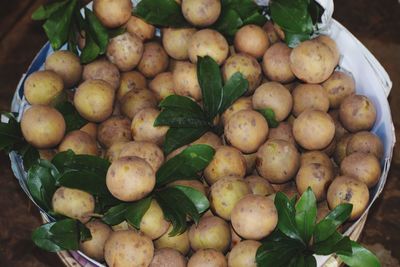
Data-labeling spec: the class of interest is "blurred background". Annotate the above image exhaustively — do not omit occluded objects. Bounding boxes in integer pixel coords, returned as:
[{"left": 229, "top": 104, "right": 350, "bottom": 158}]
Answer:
[{"left": 0, "top": 0, "right": 399, "bottom": 266}]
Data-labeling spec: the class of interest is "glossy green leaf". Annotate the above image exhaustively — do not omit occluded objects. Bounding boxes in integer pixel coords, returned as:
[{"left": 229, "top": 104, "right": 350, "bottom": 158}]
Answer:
[
  {"left": 274, "top": 192, "right": 304, "bottom": 244},
  {"left": 102, "top": 203, "right": 130, "bottom": 226},
  {"left": 154, "top": 108, "right": 209, "bottom": 128},
  {"left": 43, "top": 0, "right": 78, "bottom": 50},
  {"left": 313, "top": 231, "right": 352, "bottom": 256},
  {"left": 173, "top": 186, "right": 210, "bottom": 213},
  {"left": 18, "top": 143, "right": 40, "bottom": 170},
  {"left": 31, "top": 0, "right": 69, "bottom": 20},
  {"left": 256, "top": 237, "right": 305, "bottom": 267},
  {"left": 125, "top": 197, "right": 153, "bottom": 229},
  {"left": 314, "top": 203, "right": 352, "bottom": 242},
  {"left": 155, "top": 187, "right": 199, "bottom": 235},
  {"left": 156, "top": 144, "right": 215, "bottom": 187},
  {"left": 270, "top": 0, "right": 313, "bottom": 34},
  {"left": 295, "top": 188, "right": 317, "bottom": 244},
  {"left": 54, "top": 102, "right": 88, "bottom": 133},
  {"left": 285, "top": 31, "right": 311, "bottom": 48},
  {"left": 27, "top": 160, "right": 58, "bottom": 211},
  {"left": 163, "top": 127, "right": 209, "bottom": 155},
  {"left": 197, "top": 56, "right": 223, "bottom": 121},
  {"left": 338, "top": 241, "right": 381, "bottom": 267},
  {"left": 80, "top": 32, "right": 101, "bottom": 64},
  {"left": 214, "top": 9, "right": 243, "bottom": 37},
  {"left": 257, "top": 108, "right": 279, "bottom": 128},
  {"left": 134, "top": 0, "right": 188, "bottom": 27},
  {"left": 219, "top": 72, "right": 248, "bottom": 114},
  {"left": 84, "top": 8, "right": 109, "bottom": 53},
  {"left": 32, "top": 219, "right": 80, "bottom": 252},
  {"left": 159, "top": 95, "right": 204, "bottom": 115},
  {"left": 78, "top": 222, "right": 92, "bottom": 242}
]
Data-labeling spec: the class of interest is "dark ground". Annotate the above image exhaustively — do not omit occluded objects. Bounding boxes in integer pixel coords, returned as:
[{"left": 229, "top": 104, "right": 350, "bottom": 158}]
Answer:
[{"left": 0, "top": 0, "right": 399, "bottom": 266}]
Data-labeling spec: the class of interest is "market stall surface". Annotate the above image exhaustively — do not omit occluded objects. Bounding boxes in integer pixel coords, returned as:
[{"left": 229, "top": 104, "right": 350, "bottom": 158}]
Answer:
[{"left": 0, "top": 0, "right": 399, "bottom": 266}]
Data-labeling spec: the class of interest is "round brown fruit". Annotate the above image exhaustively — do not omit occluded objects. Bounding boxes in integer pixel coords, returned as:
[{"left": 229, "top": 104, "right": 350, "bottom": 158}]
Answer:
[
  {"left": 182, "top": 0, "right": 221, "bottom": 27},
  {"left": 74, "top": 79, "right": 115, "bottom": 122},
  {"left": 131, "top": 108, "right": 169, "bottom": 145},
  {"left": 224, "top": 110, "right": 269, "bottom": 154},
  {"left": 24, "top": 70, "right": 64, "bottom": 105},
  {"left": 296, "top": 163, "right": 333, "bottom": 201},
  {"left": 262, "top": 42, "right": 295, "bottom": 83},
  {"left": 45, "top": 51, "right": 82, "bottom": 88},
  {"left": 340, "top": 152, "right": 381, "bottom": 188},
  {"left": 79, "top": 220, "right": 112, "bottom": 262},
  {"left": 231, "top": 195, "right": 278, "bottom": 240},
  {"left": 339, "top": 95, "right": 377, "bottom": 132},
  {"left": 149, "top": 72, "right": 175, "bottom": 101},
  {"left": 97, "top": 116, "right": 132, "bottom": 148},
  {"left": 120, "top": 88, "right": 157, "bottom": 119},
  {"left": 150, "top": 248, "right": 187, "bottom": 267},
  {"left": 154, "top": 226, "right": 190, "bottom": 255},
  {"left": 188, "top": 249, "right": 227, "bottom": 267},
  {"left": 267, "top": 122, "right": 296, "bottom": 146},
  {"left": 256, "top": 139, "right": 300, "bottom": 184},
  {"left": 119, "top": 141, "right": 164, "bottom": 172},
  {"left": 173, "top": 61, "right": 202, "bottom": 100},
  {"left": 188, "top": 29, "right": 229, "bottom": 65},
  {"left": 228, "top": 240, "right": 261, "bottom": 267},
  {"left": 245, "top": 175, "right": 275, "bottom": 196},
  {"left": 293, "top": 109, "right": 335, "bottom": 150},
  {"left": 346, "top": 131, "right": 384, "bottom": 159},
  {"left": 93, "top": 0, "right": 132, "bottom": 28},
  {"left": 292, "top": 84, "right": 330, "bottom": 117},
  {"left": 59, "top": 130, "right": 98, "bottom": 156},
  {"left": 21, "top": 105, "right": 66, "bottom": 149},
  {"left": 210, "top": 176, "right": 250, "bottom": 220},
  {"left": 125, "top": 15, "right": 155, "bottom": 41},
  {"left": 162, "top": 28, "right": 197, "bottom": 60},
  {"left": 106, "top": 156, "right": 155, "bottom": 201},
  {"left": 189, "top": 215, "right": 231, "bottom": 252},
  {"left": 322, "top": 71, "right": 355, "bottom": 109},
  {"left": 221, "top": 97, "right": 253, "bottom": 126},
  {"left": 327, "top": 176, "right": 369, "bottom": 220},
  {"left": 104, "top": 230, "right": 154, "bottom": 267},
  {"left": 252, "top": 82, "right": 293, "bottom": 122},
  {"left": 204, "top": 146, "right": 246, "bottom": 185},
  {"left": 234, "top": 25, "right": 269, "bottom": 59},
  {"left": 138, "top": 42, "right": 169, "bottom": 78},
  {"left": 82, "top": 59, "right": 120, "bottom": 90},
  {"left": 140, "top": 200, "right": 170, "bottom": 240},
  {"left": 116, "top": 71, "right": 147, "bottom": 101}
]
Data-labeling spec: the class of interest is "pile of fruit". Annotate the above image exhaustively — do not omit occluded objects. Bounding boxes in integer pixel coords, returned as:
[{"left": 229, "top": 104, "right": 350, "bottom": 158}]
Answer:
[{"left": 1, "top": 0, "right": 385, "bottom": 266}]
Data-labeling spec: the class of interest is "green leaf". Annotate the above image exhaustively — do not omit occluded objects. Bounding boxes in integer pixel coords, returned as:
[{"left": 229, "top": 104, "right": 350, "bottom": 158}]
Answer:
[
  {"left": 274, "top": 192, "right": 304, "bottom": 244},
  {"left": 102, "top": 203, "right": 130, "bottom": 226},
  {"left": 215, "top": 0, "right": 267, "bottom": 38},
  {"left": 159, "top": 95, "right": 205, "bottom": 115},
  {"left": 108, "top": 27, "right": 126, "bottom": 39},
  {"left": 156, "top": 144, "right": 215, "bottom": 187},
  {"left": 134, "top": 0, "right": 188, "bottom": 27},
  {"left": 314, "top": 203, "right": 352, "bottom": 242},
  {"left": 172, "top": 186, "right": 209, "bottom": 213},
  {"left": 125, "top": 197, "right": 153, "bottom": 229},
  {"left": 155, "top": 108, "right": 209, "bottom": 128},
  {"left": 295, "top": 188, "right": 317, "bottom": 244},
  {"left": 304, "top": 255, "right": 317, "bottom": 267},
  {"left": 54, "top": 102, "right": 88, "bottom": 133},
  {"left": 338, "top": 241, "right": 381, "bottom": 267},
  {"left": 32, "top": 219, "right": 80, "bottom": 252},
  {"left": 163, "top": 127, "right": 209, "bottom": 155},
  {"left": 80, "top": 32, "right": 101, "bottom": 64},
  {"left": 0, "top": 113, "right": 23, "bottom": 150},
  {"left": 31, "top": 0, "right": 69, "bottom": 20},
  {"left": 270, "top": 0, "right": 313, "bottom": 34},
  {"left": 17, "top": 143, "right": 40, "bottom": 170},
  {"left": 257, "top": 108, "right": 279, "bottom": 128},
  {"left": 314, "top": 231, "right": 352, "bottom": 256},
  {"left": 27, "top": 160, "right": 58, "bottom": 211},
  {"left": 43, "top": 0, "right": 78, "bottom": 50},
  {"left": 197, "top": 56, "right": 223, "bottom": 121},
  {"left": 219, "top": 72, "right": 248, "bottom": 114},
  {"left": 52, "top": 151, "right": 112, "bottom": 196},
  {"left": 284, "top": 31, "right": 311, "bottom": 48},
  {"left": 78, "top": 222, "right": 92, "bottom": 242},
  {"left": 155, "top": 187, "right": 199, "bottom": 235},
  {"left": 84, "top": 8, "right": 109, "bottom": 54},
  {"left": 256, "top": 232, "right": 305, "bottom": 267}
]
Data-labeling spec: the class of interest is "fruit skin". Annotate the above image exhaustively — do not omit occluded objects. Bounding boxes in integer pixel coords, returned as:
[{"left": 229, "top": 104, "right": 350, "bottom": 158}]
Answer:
[
  {"left": 234, "top": 24, "right": 270, "bottom": 59},
  {"left": 82, "top": 59, "right": 120, "bottom": 90},
  {"left": 149, "top": 248, "right": 187, "bottom": 267},
  {"left": 93, "top": 0, "right": 132, "bottom": 28},
  {"left": 262, "top": 42, "right": 295, "bottom": 83},
  {"left": 126, "top": 15, "right": 155, "bottom": 41},
  {"left": 256, "top": 139, "right": 300, "bottom": 184},
  {"left": 231, "top": 195, "right": 278, "bottom": 240},
  {"left": 162, "top": 28, "right": 197, "bottom": 60},
  {"left": 79, "top": 220, "right": 112, "bottom": 262},
  {"left": 24, "top": 70, "right": 64, "bottom": 105},
  {"left": 104, "top": 230, "right": 154, "bottom": 267},
  {"left": 210, "top": 176, "right": 251, "bottom": 220},
  {"left": 224, "top": 110, "right": 269, "bottom": 154},
  {"left": 59, "top": 130, "right": 98, "bottom": 156},
  {"left": 106, "top": 156, "right": 155, "bottom": 202},
  {"left": 52, "top": 187, "right": 95, "bottom": 223},
  {"left": 45, "top": 51, "right": 82, "bottom": 88},
  {"left": 189, "top": 215, "right": 231, "bottom": 252},
  {"left": 182, "top": 0, "right": 221, "bottom": 27},
  {"left": 296, "top": 163, "right": 334, "bottom": 201},
  {"left": 339, "top": 95, "right": 377, "bottom": 132},
  {"left": 97, "top": 116, "right": 132, "bottom": 149},
  {"left": 154, "top": 226, "right": 191, "bottom": 255},
  {"left": 228, "top": 240, "right": 261, "bottom": 267},
  {"left": 327, "top": 176, "right": 369, "bottom": 221},
  {"left": 74, "top": 79, "right": 115, "bottom": 123},
  {"left": 21, "top": 105, "right": 66, "bottom": 149},
  {"left": 188, "top": 249, "right": 227, "bottom": 267}
]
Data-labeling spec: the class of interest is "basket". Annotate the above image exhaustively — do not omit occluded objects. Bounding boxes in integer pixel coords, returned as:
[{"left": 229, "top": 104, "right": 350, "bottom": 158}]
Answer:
[{"left": 7, "top": 0, "right": 395, "bottom": 266}]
